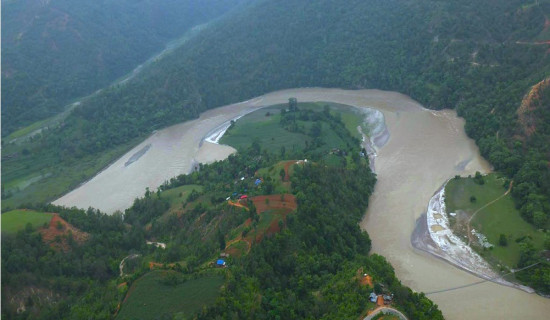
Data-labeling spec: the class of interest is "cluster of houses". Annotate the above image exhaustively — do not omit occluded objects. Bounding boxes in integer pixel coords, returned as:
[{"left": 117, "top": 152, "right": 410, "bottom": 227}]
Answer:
[
  {"left": 363, "top": 273, "right": 393, "bottom": 306},
  {"left": 369, "top": 292, "right": 394, "bottom": 306},
  {"left": 225, "top": 177, "right": 263, "bottom": 202}
]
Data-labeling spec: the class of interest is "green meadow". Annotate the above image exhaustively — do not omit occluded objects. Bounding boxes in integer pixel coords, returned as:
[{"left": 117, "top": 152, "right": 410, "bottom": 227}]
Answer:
[
  {"left": 445, "top": 173, "right": 545, "bottom": 267},
  {"left": 220, "top": 102, "right": 365, "bottom": 155},
  {"left": 2, "top": 210, "right": 53, "bottom": 234}
]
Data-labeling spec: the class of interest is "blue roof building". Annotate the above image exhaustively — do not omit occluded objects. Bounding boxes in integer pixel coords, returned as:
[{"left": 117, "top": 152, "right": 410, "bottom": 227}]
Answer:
[{"left": 369, "top": 292, "right": 377, "bottom": 303}]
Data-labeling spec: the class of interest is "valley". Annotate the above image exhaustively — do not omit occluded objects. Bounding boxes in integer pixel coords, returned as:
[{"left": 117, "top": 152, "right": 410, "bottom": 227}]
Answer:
[
  {"left": 3, "top": 1, "right": 550, "bottom": 318},
  {"left": 51, "top": 88, "right": 550, "bottom": 319}
]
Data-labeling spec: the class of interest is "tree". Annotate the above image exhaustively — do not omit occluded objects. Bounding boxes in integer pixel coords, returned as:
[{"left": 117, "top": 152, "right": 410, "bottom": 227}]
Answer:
[
  {"left": 310, "top": 122, "right": 322, "bottom": 137},
  {"left": 288, "top": 98, "right": 298, "bottom": 112},
  {"left": 374, "top": 283, "right": 383, "bottom": 294},
  {"left": 280, "top": 168, "right": 286, "bottom": 181},
  {"left": 499, "top": 234, "right": 508, "bottom": 246},
  {"left": 218, "top": 231, "right": 226, "bottom": 250},
  {"left": 474, "top": 171, "right": 485, "bottom": 185}
]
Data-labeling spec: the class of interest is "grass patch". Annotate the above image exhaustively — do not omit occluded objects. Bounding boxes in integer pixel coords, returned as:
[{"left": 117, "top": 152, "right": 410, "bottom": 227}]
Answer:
[
  {"left": 257, "top": 210, "right": 280, "bottom": 231},
  {"left": 220, "top": 102, "right": 364, "bottom": 155},
  {"left": 225, "top": 240, "right": 249, "bottom": 257},
  {"left": 445, "top": 174, "right": 506, "bottom": 214},
  {"left": 220, "top": 107, "right": 307, "bottom": 153},
  {"left": 5, "top": 118, "right": 51, "bottom": 142},
  {"left": 256, "top": 161, "right": 292, "bottom": 193},
  {"left": 161, "top": 185, "right": 203, "bottom": 209},
  {"left": 117, "top": 270, "right": 224, "bottom": 320},
  {"left": 445, "top": 173, "right": 545, "bottom": 267},
  {"left": 1, "top": 210, "right": 53, "bottom": 234},
  {"left": 339, "top": 111, "right": 365, "bottom": 139}
]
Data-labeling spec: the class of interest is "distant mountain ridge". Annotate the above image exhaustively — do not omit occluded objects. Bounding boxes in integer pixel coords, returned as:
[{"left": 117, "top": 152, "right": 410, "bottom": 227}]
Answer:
[{"left": 1, "top": 0, "right": 244, "bottom": 135}]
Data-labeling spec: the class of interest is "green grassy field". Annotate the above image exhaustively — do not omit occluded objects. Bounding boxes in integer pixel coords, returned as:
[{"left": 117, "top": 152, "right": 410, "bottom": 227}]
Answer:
[
  {"left": 220, "top": 102, "right": 364, "bottom": 155},
  {"left": 445, "top": 173, "right": 545, "bottom": 267},
  {"left": 162, "top": 185, "right": 203, "bottom": 208},
  {"left": 5, "top": 118, "right": 51, "bottom": 142},
  {"left": 2, "top": 210, "right": 53, "bottom": 234},
  {"left": 117, "top": 271, "right": 224, "bottom": 320},
  {"left": 339, "top": 110, "right": 365, "bottom": 139}
]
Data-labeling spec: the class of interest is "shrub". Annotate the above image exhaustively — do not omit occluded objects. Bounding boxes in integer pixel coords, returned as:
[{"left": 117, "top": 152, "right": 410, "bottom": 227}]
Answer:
[{"left": 499, "top": 234, "right": 508, "bottom": 246}]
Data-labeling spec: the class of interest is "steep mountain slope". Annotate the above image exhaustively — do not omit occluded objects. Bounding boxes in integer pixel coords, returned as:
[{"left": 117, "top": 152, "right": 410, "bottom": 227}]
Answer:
[{"left": 1, "top": 0, "right": 244, "bottom": 135}]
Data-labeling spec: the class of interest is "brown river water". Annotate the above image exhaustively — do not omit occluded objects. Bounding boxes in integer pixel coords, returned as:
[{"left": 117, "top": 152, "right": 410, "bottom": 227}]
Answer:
[{"left": 53, "top": 88, "right": 549, "bottom": 318}]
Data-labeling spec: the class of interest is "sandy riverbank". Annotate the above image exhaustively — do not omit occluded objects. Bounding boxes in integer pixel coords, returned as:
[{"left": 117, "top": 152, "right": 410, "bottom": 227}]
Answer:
[{"left": 411, "top": 183, "right": 535, "bottom": 293}]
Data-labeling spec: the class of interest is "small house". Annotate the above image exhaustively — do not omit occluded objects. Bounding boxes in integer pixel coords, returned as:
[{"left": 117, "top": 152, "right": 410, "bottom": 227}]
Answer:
[
  {"left": 369, "top": 292, "right": 377, "bottom": 303},
  {"left": 254, "top": 178, "right": 262, "bottom": 186},
  {"left": 240, "top": 195, "right": 248, "bottom": 200},
  {"left": 216, "top": 259, "right": 226, "bottom": 267}
]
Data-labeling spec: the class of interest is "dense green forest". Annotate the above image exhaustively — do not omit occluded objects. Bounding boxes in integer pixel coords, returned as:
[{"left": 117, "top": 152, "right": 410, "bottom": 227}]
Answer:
[
  {"left": 1, "top": 0, "right": 244, "bottom": 135},
  {"left": 2, "top": 107, "right": 442, "bottom": 319},
  {"left": 2, "top": 0, "right": 550, "bottom": 300}
]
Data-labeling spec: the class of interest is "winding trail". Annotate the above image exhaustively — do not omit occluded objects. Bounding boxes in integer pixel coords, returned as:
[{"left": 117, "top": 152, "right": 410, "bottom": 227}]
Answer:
[
  {"left": 466, "top": 181, "right": 513, "bottom": 246},
  {"left": 120, "top": 254, "right": 141, "bottom": 277},
  {"left": 363, "top": 307, "right": 408, "bottom": 320}
]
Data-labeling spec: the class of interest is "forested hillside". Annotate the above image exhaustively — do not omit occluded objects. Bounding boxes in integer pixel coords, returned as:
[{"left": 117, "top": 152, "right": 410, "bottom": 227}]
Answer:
[
  {"left": 3, "top": 0, "right": 550, "bottom": 270},
  {"left": 1, "top": 0, "right": 243, "bottom": 135},
  {"left": 2, "top": 108, "right": 442, "bottom": 319}
]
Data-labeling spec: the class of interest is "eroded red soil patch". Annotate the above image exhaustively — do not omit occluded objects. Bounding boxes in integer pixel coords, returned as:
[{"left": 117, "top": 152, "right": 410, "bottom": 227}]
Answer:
[
  {"left": 517, "top": 78, "right": 550, "bottom": 137},
  {"left": 251, "top": 194, "right": 297, "bottom": 214},
  {"left": 224, "top": 238, "right": 251, "bottom": 257},
  {"left": 148, "top": 261, "right": 178, "bottom": 270},
  {"left": 282, "top": 160, "right": 296, "bottom": 181},
  {"left": 40, "top": 214, "right": 89, "bottom": 251},
  {"left": 227, "top": 199, "right": 249, "bottom": 210}
]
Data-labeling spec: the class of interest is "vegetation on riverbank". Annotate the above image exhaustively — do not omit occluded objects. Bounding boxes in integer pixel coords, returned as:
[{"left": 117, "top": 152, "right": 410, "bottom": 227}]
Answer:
[
  {"left": 445, "top": 173, "right": 549, "bottom": 293},
  {"left": 2, "top": 105, "right": 442, "bottom": 319},
  {"left": 220, "top": 101, "right": 365, "bottom": 157}
]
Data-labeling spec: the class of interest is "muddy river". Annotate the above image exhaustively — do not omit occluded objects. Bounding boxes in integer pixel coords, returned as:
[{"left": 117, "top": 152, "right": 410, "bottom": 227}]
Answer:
[{"left": 53, "top": 88, "right": 549, "bottom": 318}]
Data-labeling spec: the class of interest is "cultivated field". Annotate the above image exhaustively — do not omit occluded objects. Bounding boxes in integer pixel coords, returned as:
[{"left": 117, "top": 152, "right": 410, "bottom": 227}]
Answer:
[{"left": 117, "top": 271, "right": 224, "bottom": 320}]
